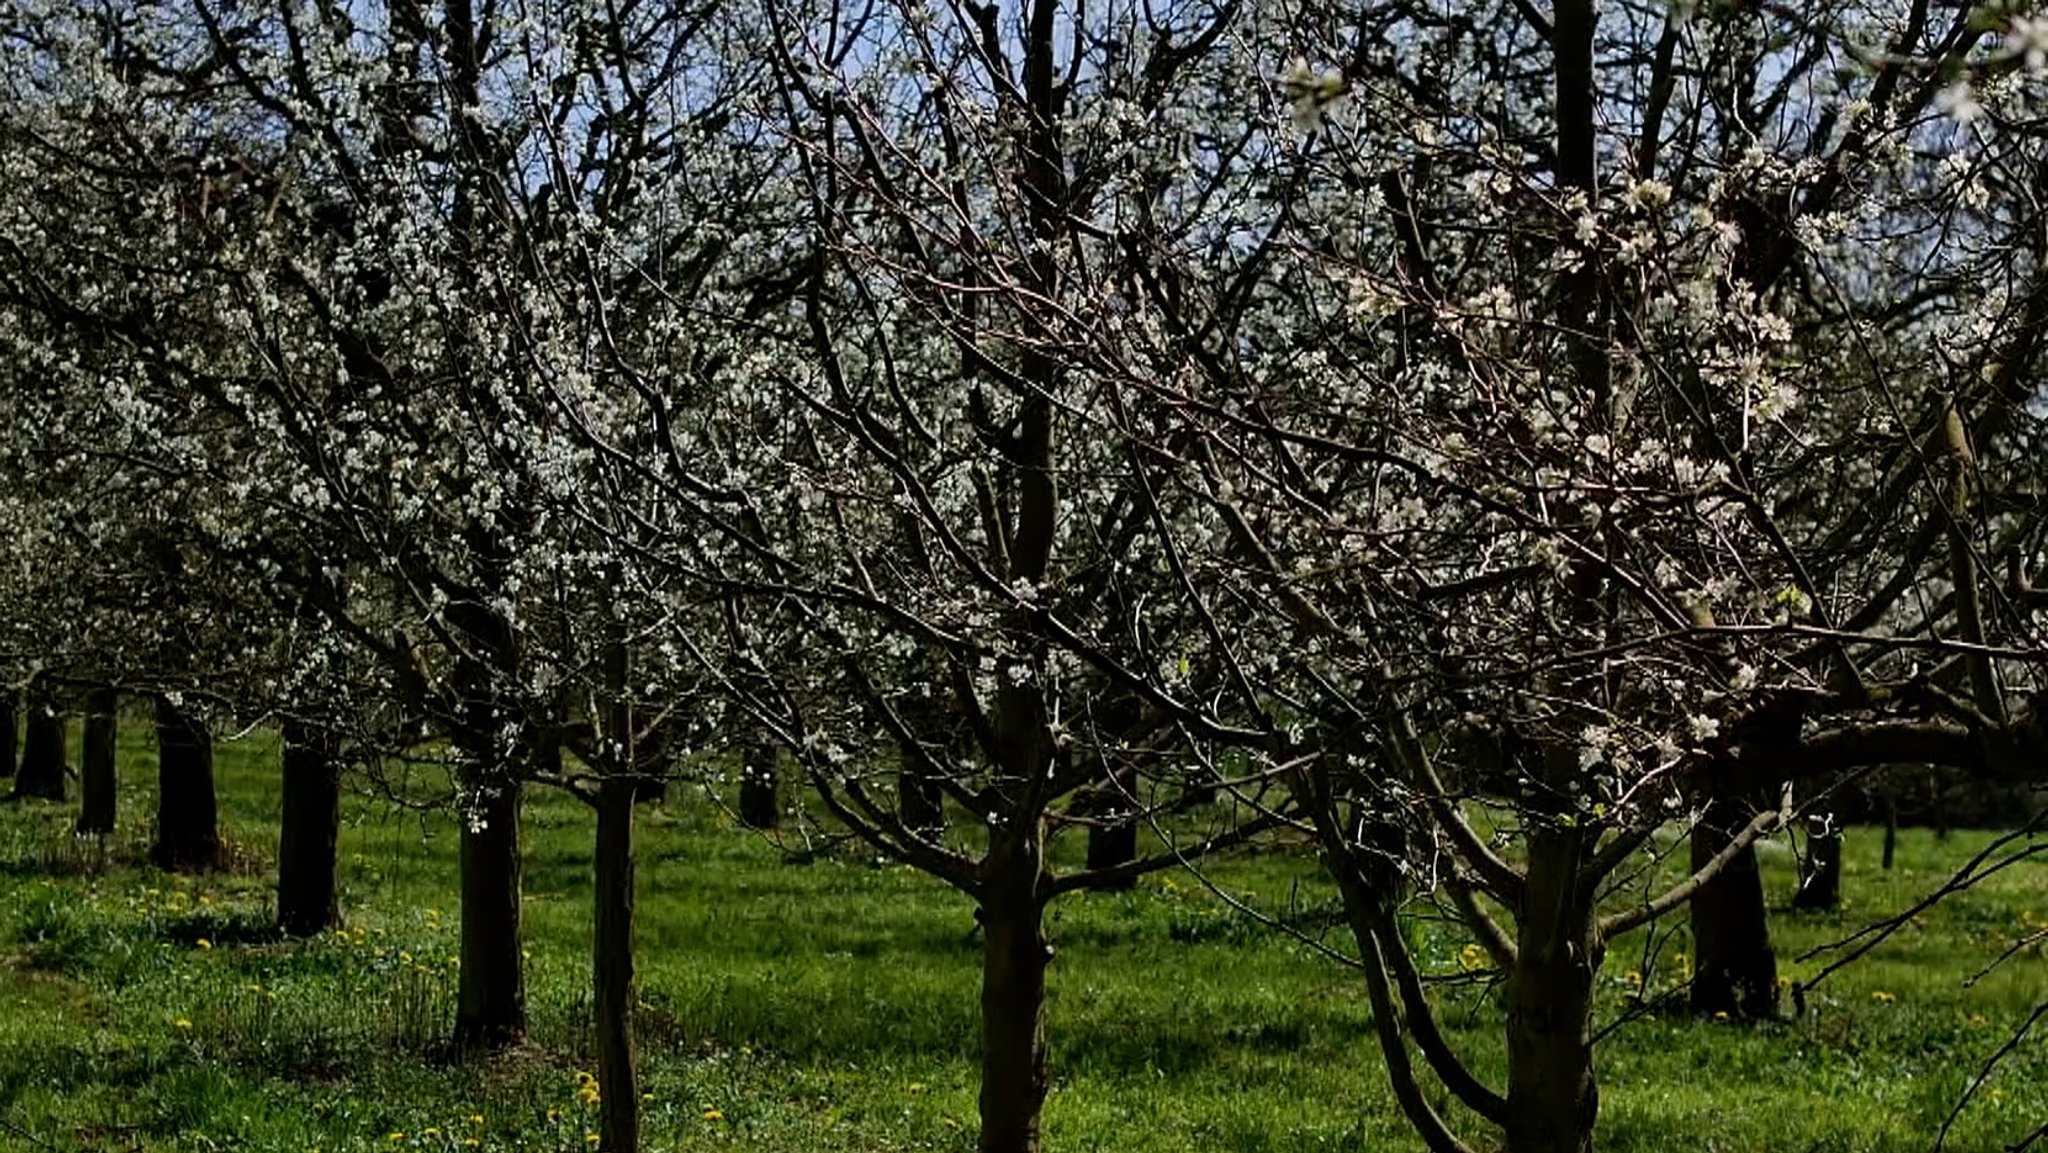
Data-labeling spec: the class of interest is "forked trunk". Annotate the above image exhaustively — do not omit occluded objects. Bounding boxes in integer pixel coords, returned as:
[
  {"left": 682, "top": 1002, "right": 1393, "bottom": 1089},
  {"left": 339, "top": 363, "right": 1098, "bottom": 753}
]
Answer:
[
  {"left": 593, "top": 776, "right": 639, "bottom": 1151},
  {"left": 455, "top": 776, "right": 526, "bottom": 1049},
  {"left": 76, "top": 688, "right": 118, "bottom": 834},
  {"left": 13, "top": 703, "right": 66, "bottom": 801},
  {"left": 977, "top": 881, "right": 1052, "bottom": 1153},
  {"left": 1688, "top": 794, "right": 1777, "bottom": 1019},
  {"left": 277, "top": 721, "right": 343, "bottom": 936},
  {"left": 738, "top": 737, "right": 778, "bottom": 829},
  {"left": 1505, "top": 830, "right": 1599, "bottom": 1153},
  {"left": 151, "top": 699, "right": 218, "bottom": 870}
]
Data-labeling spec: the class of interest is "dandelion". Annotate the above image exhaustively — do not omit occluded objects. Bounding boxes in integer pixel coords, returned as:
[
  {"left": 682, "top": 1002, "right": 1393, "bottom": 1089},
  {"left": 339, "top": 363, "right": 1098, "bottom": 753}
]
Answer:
[
  {"left": 1970, "top": 1014, "right": 1989, "bottom": 1027},
  {"left": 584, "top": 1135, "right": 600, "bottom": 1147},
  {"left": 469, "top": 1115, "right": 485, "bottom": 1126},
  {"left": 387, "top": 1134, "right": 405, "bottom": 1143},
  {"left": 196, "top": 938, "right": 212, "bottom": 951},
  {"left": 423, "top": 1129, "right": 441, "bottom": 1139},
  {"left": 702, "top": 1109, "right": 725, "bottom": 1122},
  {"left": 1458, "top": 943, "right": 1486, "bottom": 972},
  {"left": 547, "top": 1109, "right": 564, "bottom": 1124},
  {"left": 173, "top": 1017, "right": 192, "bottom": 1029},
  {"left": 1871, "top": 990, "right": 1897, "bottom": 1003},
  {"left": 1712, "top": 1011, "right": 1730, "bottom": 1021}
]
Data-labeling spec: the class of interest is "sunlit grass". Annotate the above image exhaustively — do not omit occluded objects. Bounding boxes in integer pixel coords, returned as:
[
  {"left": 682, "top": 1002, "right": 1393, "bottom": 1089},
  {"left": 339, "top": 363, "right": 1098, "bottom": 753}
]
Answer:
[{"left": 0, "top": 727, "right": 2042, "bottom": 1151}]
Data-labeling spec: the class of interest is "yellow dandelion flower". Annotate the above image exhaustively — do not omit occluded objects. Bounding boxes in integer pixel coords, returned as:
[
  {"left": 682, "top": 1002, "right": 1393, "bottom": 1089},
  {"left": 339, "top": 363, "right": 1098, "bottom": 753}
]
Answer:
[
  {"left": 423, "top": 1128, "right": 441, "bottom": 1138},
  {"left": 701, "top": 1109, "right": 724, "bottom": 1122},
  {"left": 584, "top": 1134, "right": 600, "bottom": 1147},
  {"left": 547, "top": 1109, "right": 563, "bottom": 1124},
  {"left": 1712, "top": 1011, "right": 1730, "bottom": 1022},
  {"left": 196, "top": 939, "right": 212, "bottom": 951},
  {"left": 469, "top": 1115, "right": 486, "bottom": 1126},
  {"left": 173, "top": 1017, "right": 192, "bottom": 1029},
  {"left": 1871, "top": 990, "right": 1897, "bottom": 1003},
  {"left": 1970, "top": 1013, "right": 1989, "bottom": 1027},
  {"left": 387, "top": 1133, "right": 405, "bottom": 1143}
]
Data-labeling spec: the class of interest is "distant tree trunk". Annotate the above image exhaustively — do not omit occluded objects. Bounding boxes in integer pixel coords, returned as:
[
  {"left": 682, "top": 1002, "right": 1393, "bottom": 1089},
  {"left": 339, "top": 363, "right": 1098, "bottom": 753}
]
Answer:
[
  {"left": 12, "top": 700, "right": 67, "bottom": 801},
  {"left": 1083, "top": 768, "right": 1137, "bottom": 888},
  {"left": 593, "top": 774, "right": 640, "bottom": 1151},
  {"left": 1793, "top": 816, "right": 1842, "bottom": 910},
  {"left": 76, "top": 688, "right": 118, "bottom": 834},
  {"left": 1688, "top": 793, "right": 1777, "bottom": 1019},
  {"left": 277, "top": 721, "right": 343, "bottom": 936},
  {"left": 738, "top": 736, "right": 778, "bottom": 829},
  {"left": 899, "top": 764, "right": 944, "bottom": 835},
  {"left": 455, "top": 772, "right": 527, "bottom": 1049},
  {"left": 0, "top": 689, "right": 16, "bottom": 779},
  {"left": 976, "top": 861, "right": 1051, "bottom": 1153},
  {"left": 151, "top": 698, "right": 218, "bottom": 870}
]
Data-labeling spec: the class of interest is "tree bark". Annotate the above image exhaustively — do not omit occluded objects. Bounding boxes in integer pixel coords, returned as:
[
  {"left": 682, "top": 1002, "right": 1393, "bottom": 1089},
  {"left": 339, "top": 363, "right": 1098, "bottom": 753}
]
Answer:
[
  {"left": 151, "top": 698, "right": 219, "bottom": 870},
  {"left": 455, "top": 774, "right": 527, "bottom": 1049},
  {"left": 277, "top": 721, "right": 343, "bottom": 936},
  {"left": 1504, "top": 829, "right": 1599, "bottom": 1153},
  {"left": 593, "top": 775, "right": 639, "bottom": 1152},
  {"left": 1687, "top": 794, "right": 1777, "bottom": 1019},
  {"left": 738, "top": 736, "right": 778, "bottom": 829},
  {"left": 1793, "top": 816, "right": 1842, "bottom": 910},
  {"left": 76, "top": 688, "right": 118, "bottom": 834},
  {"left": 12, "top": 701, "right": 66, "bottom": 801},
  {"left": 976, "top": 874, "right": 1052, "bottom": 1153},
  {"left": 1083, "top": 767, "right": 1137, "bottom": 888}
]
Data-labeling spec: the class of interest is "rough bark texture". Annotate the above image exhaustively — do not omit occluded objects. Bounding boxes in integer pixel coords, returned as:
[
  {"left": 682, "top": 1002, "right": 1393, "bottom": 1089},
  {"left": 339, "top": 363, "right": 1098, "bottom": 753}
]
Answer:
[
  {"left": 977, "top": 877, "right": 1051, "bottom": 1153},
  {"left": 12, "top": 702, "right": 67, "bottom": 801},
  {"left": 151, "top": 699, "right": 219, "bottom": 870},
  {"left": 738, "top": 737, "right": 778, "bottom": 829},
  {"left": 594, "top": 776, "right": 640, "bottom": 1152},
  {"left": 1688, "top": 795, "right": 1777, "bottom": 1019},
  {"left": 1793, "top": 817, "right": 1842, "bottom": 910},
  {"left": 1505, "top": 829, "right": 1599, "bottom": 1153},
  {"left": 455, "top": 776, "right": 527, "bottom": 1049},
  {"left": 76, "top": 688, "right": 118, "bottom": 834},
  {"left": 277, "top": 721, "right": 343, "bottom": 936}
]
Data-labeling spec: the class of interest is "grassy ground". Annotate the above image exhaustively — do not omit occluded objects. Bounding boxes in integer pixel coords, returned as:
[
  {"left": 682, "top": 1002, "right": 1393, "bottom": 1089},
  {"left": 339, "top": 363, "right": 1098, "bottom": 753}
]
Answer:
[{"left": 0, "top": 730, "right": 2042, "bottom": 1153}]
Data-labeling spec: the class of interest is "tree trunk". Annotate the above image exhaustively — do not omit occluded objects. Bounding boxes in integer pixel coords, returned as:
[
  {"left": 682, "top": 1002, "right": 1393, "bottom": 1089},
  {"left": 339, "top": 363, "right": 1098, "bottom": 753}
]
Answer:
[
  {"left": 277, "top": 721, "right": 343, "bottom": 936},
  {"left": 593, "top": 775, "right": 639, "bottom": 1151},
  {"left": 1687, "top": 794, "right": 1777, "bottom": 1019},
  {"left": 1084, "top": 818, "right": 1137, "bottom": 885},
  {"left": 1504, "top": 829, "right": 1599, "bottom": 1153},
  {"left": 977, "top": 877, "right": 1052, "bottom": 1153},
  {"left": 0, "top": 689, "right": 16, "bottom": 779},
  {"left": 738, "top": 736, "right": 778, "bottom": 829},
  {"left": 1793, "top": 816, "right": 1842, "bottom": 910},
  {"left": 151, "top": 699, "right": 219, "bottom": 870},
  {"left": 76, "top": 688, "right": 118, "bottom": 834},
  {"left": 12, "top": 701, "right": 66, "bottom": 801},
  {"left": 455, "top": 775, "right": 527, "bottom": 1049},
  {"left": 899, "top": 764, "right": 944, "bottom": 836}
]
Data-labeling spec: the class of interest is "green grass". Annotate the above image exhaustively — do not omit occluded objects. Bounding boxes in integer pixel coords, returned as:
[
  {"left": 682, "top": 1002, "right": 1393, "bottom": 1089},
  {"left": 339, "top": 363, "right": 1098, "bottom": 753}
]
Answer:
[{"left": 0, "top": 730, "right": 2043, "bottom": 1152}]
